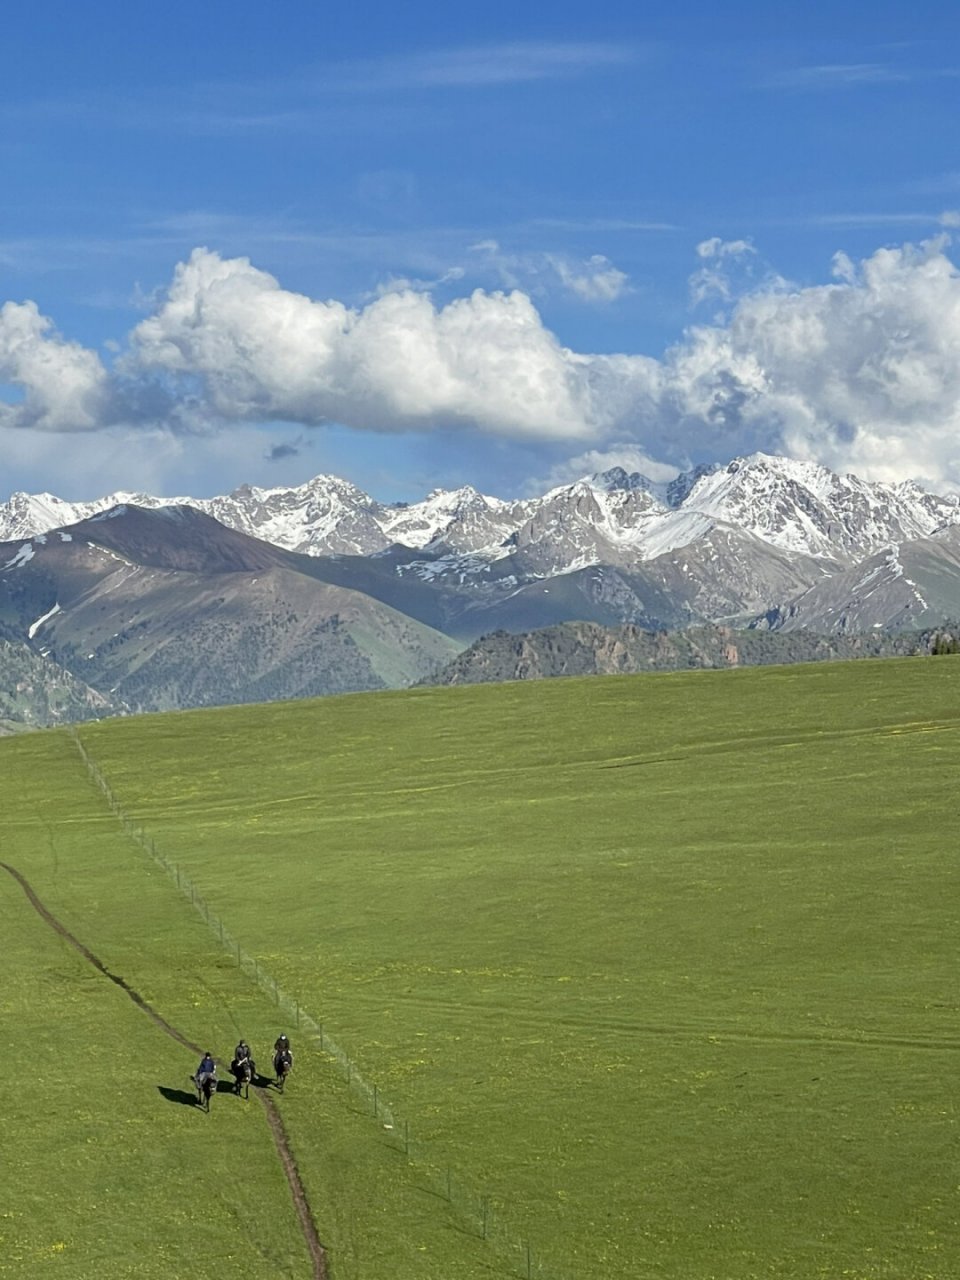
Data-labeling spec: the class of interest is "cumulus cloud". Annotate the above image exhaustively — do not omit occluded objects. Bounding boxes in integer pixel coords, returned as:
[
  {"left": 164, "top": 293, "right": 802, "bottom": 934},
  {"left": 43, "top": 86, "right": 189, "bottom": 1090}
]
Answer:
[
  {"left": 8, "top": 238, "right": 960, "bottom": 490},
  {"left": 663, "top": 237, "right": 960, "bottom": 483},
  {"left": 126, "top": 248, "right": 617, "bottom": 439},
  {"left": 0, "top": 300, "right": 111, "bottom": 431}
]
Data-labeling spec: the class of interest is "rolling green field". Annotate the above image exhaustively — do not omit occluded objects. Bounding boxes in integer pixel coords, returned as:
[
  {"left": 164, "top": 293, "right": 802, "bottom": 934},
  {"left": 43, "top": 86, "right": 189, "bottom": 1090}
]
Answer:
[{"left": 2, "top": 657, "right": 960, "bottom": 1278}]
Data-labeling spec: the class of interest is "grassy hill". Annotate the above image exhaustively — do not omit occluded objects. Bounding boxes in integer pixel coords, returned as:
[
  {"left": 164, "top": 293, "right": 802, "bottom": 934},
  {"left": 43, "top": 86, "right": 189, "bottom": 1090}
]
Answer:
[{"left": 2, "top": 657, "right": 960, "bottom": 1277}]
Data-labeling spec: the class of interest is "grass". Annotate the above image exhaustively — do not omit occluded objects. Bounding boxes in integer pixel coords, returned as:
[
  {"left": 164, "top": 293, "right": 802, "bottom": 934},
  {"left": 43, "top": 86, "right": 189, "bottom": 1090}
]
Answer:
[
  {"left": 3, "top": 656, "right": 960, "bottom": 1277},
  {"left": 0, "top": 782, "right": 309, "bottom": 1276}
]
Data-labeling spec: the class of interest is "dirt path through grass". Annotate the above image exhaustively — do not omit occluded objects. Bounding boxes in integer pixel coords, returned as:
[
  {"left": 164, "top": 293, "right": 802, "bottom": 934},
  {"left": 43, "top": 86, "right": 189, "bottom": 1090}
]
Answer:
[{"left": 0, "top": 858, "right": 328, "bottom": 1280}]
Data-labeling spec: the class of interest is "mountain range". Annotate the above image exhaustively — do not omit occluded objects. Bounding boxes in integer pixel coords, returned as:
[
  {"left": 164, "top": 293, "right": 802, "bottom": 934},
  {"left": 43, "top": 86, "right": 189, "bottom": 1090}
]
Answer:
[{"left": 4, "top": 451, "right": 960, "bottom": 727}]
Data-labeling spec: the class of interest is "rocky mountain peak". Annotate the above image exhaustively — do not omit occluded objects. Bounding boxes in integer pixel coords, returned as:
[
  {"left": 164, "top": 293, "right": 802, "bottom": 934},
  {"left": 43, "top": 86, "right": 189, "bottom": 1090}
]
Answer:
[
  {"left": 666, "top": 462, "right": 720, "bottom": 509},
  {"left": 5, "top": 453, "right": 960, "bottom": 593},
  {"left": 592, "top": 466, "right": 654, "bottom": 494}
]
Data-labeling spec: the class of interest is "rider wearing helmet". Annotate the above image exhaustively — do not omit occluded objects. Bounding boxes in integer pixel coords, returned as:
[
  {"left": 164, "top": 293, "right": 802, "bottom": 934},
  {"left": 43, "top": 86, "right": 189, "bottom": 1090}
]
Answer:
[
  {"left": 232, "top": 1039, "right": 256, "bottom": 1076},
  {"left": 273, "top": 1034, "right": 293, "bottom": 1075}
]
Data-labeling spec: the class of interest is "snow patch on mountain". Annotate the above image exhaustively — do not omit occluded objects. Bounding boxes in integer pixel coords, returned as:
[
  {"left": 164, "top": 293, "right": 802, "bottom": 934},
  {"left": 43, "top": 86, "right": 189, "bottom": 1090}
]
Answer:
[
  {"left": 3, "top": 542, "right": 35, "bottom": 569},
  {"left": 28, "top": 602, "right": 61, "bottom": 639}
]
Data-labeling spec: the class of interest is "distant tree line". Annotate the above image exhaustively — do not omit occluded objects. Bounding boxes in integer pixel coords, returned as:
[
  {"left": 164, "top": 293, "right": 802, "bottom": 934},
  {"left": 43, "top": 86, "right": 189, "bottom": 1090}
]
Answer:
[{"left": 931, "top": 631, "right": 960, "bottom": 656}]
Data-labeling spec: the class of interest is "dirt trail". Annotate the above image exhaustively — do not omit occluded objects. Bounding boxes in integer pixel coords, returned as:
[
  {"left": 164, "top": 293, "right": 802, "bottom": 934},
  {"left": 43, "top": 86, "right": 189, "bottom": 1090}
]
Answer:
[{"left": 0, "top": 859, "right": 328, "bottom": 1280}]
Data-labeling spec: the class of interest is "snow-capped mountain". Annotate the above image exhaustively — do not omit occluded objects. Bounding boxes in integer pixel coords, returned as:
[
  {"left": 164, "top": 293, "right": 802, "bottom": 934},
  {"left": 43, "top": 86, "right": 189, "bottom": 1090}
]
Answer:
[
  {"left": 679, "top": 455, "right": 960, "bottom": 560},
  {"left": 5, "top": 453, "right": 960, "bottom": 641},
  {"left": 6, "top": 452, "right": 959, "bottom": 569},
  {"left": 8, "top": 452, "right": 960, "bottom": 729}
]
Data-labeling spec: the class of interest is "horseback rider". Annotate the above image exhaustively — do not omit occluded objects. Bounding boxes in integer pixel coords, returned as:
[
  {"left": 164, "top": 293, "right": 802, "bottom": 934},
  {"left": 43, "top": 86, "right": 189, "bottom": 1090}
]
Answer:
[
  {"left": 273, "top": 1034, "right": 293, "bottom": 1074},
  {"left": 232, "top": 1039, "right": 255, "bottom": 1076},
  {"left": 195, "top": 1051, "right": 217, "bottom": 1087}
]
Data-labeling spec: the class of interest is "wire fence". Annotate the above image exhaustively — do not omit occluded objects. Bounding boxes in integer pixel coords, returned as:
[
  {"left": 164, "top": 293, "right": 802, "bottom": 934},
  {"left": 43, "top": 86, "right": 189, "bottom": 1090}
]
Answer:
[{"left": 68, "top": 726, "right": 577, "bottom": 1280}]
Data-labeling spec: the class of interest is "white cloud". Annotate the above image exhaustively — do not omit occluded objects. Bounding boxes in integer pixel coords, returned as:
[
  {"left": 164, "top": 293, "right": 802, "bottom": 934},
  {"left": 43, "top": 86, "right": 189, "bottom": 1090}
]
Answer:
[
  {"left": 370, "top": 266, "right": 466, "bottom": 298},
  {"left": 535, "top": 445, "right": 680, "bottom": 493},
  {"left": 8, "top": 238, "right": 960, "bottom": 492},
  {"left": 549, "top": 253, "right": 630, "bottom": 303},
  {"left": 468, "top": 240, "right": 630, "bottom": 302},
  {"left": 689, "top": 238, "right": 757, "bottom": 305},
  {"left": 659, "top": 236, "right": 960, "bottom": 486},
  {"left": 127, "top": 247, "right": 616, "bottom": 440},
  {"left": 0, "top": 300, "right": 111, "bottom": 431},
  {"left": 695, "top": 237, "right": 754, "bottom": 261}
]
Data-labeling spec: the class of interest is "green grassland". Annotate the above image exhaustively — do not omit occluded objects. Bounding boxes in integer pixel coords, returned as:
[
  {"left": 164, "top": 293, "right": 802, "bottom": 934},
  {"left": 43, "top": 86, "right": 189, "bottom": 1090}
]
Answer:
[
  {"left": 0, "top": 759, "right": 310, "bottom": 1277},
  {"left": 2, "top": 657, "right": 960, "bottom": 1278}
]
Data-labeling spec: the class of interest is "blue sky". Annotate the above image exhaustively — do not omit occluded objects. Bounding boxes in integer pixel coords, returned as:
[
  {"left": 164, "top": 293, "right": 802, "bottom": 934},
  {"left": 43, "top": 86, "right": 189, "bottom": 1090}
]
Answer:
[{"left": 4, "top": 0, "right": 960, "bottom": 501}]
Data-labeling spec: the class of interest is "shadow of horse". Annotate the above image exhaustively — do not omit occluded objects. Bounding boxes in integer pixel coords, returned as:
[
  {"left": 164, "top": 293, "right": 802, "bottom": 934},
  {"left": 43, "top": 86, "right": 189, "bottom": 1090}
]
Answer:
[{"left": 158, "top": 1085, "right": 200, "bottom": 1107}]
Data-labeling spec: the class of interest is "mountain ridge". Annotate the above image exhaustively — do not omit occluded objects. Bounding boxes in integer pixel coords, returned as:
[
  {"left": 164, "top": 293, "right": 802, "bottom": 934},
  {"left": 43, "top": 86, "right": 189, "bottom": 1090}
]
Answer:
[
  {"left": 425, "top": 620, "right": 960, "bottom": 687},
  {"left": 8, "top": 452, "right": 960, "bottom": 728},
  {"left": 0, "top": 505, "right": 460, "bottom": 717},
  {"left": 7, "top": 451, "right": 960, "bottom": 567}
]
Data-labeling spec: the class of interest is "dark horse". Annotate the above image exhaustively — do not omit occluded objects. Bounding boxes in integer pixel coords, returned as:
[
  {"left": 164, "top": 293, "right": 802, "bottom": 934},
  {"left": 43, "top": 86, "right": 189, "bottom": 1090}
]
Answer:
[
  {"left": 273, "top": 1049, "right": 293, "bottom": 1092},
  {"left": 192, "top": 1072, "right": 216, "bottom": 1112},
  {"left": 231, "top": 1055, "right": 255, "bottom": 1098}
]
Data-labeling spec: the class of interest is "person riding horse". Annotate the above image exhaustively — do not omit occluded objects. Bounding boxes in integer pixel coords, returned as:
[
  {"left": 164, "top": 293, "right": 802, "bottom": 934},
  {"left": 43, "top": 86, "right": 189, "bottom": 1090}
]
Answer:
[
  {"left": 195, "top": 1051, "right": 216, "bottom": 1086},
  {"left": 273, "top": 1034, "right": 293, "bottom": 1082},
  {"left": 230, "top": 1039, "right": 256, "bottom": 1094},
  {"left": 231, "top": 1039, "right": 256, "bottom": 1079},
  {"left": 193, "top": 1052, "right": 217, "bottom": 1101}
]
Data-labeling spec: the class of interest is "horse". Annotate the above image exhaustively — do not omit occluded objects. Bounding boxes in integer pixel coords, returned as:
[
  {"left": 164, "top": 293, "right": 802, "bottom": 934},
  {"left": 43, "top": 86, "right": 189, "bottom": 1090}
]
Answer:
[
  {"left": 231, "top": 1055, "right": 255, "bottom": 1099},
  {"left": 273, "top": 1049, "right": 293, "bottom": 1092},
  {"left": 192, "top": 1071, "right": 217, "bottom": 1111}
]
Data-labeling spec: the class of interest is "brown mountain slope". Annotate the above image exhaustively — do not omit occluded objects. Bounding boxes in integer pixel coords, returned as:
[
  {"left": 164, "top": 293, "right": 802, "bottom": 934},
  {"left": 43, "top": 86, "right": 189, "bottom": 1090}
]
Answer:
[{"left": 0, "top": 508, "right": 461, "bottom": 713}]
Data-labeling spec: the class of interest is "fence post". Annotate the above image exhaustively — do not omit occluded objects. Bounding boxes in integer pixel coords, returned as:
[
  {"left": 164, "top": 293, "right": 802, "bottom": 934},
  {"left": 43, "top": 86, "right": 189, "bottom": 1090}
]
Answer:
[
  {"left": 481, "top": 1197, "right": 488, "bottom": 1240},
  {"left": 373, "top": 1084, "right": 378, "bottom": 1116},
  {"left": 526, "top": 1241, "right": 532, "bottom": 1278},
  {"left": 404, "top": 1120, "right": 409, "bottom": 1155}
]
